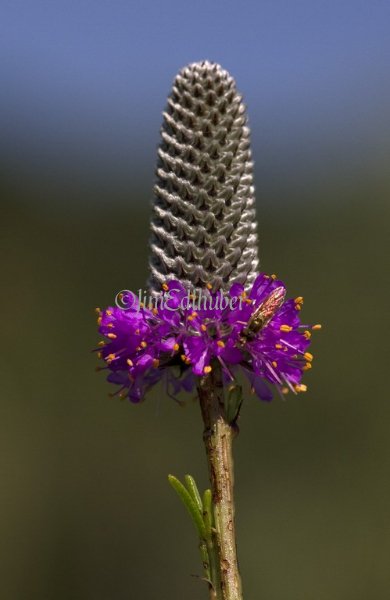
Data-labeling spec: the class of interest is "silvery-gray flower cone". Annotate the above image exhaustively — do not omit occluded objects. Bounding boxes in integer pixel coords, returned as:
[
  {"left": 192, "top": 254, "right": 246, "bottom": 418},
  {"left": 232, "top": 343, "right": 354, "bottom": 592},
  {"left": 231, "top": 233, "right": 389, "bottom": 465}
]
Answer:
[{"left": 148, "top": 61, "right": 259, "bottom": 294}]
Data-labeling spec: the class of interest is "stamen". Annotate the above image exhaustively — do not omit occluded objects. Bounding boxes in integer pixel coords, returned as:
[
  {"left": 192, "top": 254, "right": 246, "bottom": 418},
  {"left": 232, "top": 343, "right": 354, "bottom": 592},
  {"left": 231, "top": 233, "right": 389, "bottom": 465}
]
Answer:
[
  {"left": 280, "top": 324, "right": 292, "bottom": 332},
  {"left": 127, "top": 359, "right": 133, "bottom": 367},
  {"left": 303, "top": 362, "right": 312, "bottom": 371},
  {"left": 272, "top": 361, "right": 278, "bottom": 368},
  {"left": 280, "top": 338, "right": 303, "bottom": 354},
  {"left": 152, "top": 358, "right": 160, "bottom": 368},
  {"left": 304, "top": 352, "right": 313, "bottom": 362},
  {"left": 206, "top": 283, "right": 213, "bottom": 290},
  {"left": 275, "top": 343, "right": 283, "bottom": 349},
  {"left": 98, "top": 341, "right": 106, "bottom": 347},
  {"left": 295, "top": 384, "right": 307, "bottom": 393},
  {"left": 140, "top": 341, "right": 147, "bottom": 348},
  {"left": 312, "top": 324, "right": 322, "bottom": 330},
  {"left": 162, "top": 283, "right": 169, "bottom": 291},
  {"left": 304, "top": 330, "right": 311, "bottom": 339},
  {"left": 217, "top": 340, "right": 225, "bottom": 348},
  {"left": 201, "top": 324, "right": 207, "bottom": 332},
  {"left": 107, "top": 333, "right": 117, "bottom": 339},
  {"left": 173, "top": 343, "right": 180, "bottom": 351},
  {"left": 203, "top": 365, "right": 212, "bottom": 374},
  {"left": 265, "top": 360, "right": 282, "bottom": 385}
]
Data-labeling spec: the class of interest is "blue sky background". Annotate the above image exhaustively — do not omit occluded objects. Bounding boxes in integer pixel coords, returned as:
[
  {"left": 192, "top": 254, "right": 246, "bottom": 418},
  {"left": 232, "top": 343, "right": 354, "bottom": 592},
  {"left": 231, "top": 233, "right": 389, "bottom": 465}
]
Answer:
[{"left": 1, "top": 0, "right": 389, "bottom": 207}]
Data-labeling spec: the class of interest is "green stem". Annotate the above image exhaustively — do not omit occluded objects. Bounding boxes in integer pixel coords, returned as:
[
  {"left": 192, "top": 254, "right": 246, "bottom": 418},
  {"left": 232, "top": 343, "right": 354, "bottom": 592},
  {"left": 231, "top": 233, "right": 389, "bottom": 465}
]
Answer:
[
  {"left": 197, "top": 362, "right": 243, "bottom": 600},
  {"left": 203, "top": 489, "right": 223, "bottom": 600}
]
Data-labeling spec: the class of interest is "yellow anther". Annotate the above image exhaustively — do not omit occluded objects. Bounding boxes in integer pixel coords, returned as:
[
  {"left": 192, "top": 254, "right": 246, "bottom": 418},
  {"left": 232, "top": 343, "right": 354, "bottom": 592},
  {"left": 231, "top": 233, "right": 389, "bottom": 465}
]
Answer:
[
  {"left": 294, "top": 296, "right": 304, "bottom": 304},
  {"left": 275, "top": 343, "right": 283, "bottom": 349},
  {"left": 304, "top": 352, "right": 313, "bottom": 362},
  {"left": 95, "top": 307, "right": 101, "bottom": 314},
  {"left": 272, "top": 361, "right": 278, "bottom": 368},
  {"left": 107, "top": 353, "right": 116, "bottom": 362},
  {"left": 303, "top": 362, "right": 312, "bottom": 371},
  {"left": 107, "top": 333, "right": 117, "bottom": 339},
  {"left": 295, "top": 304, "right": 302, "bottom": 311},
  {"left": 304, "top": 330, "right": 311, "bottom": 339},
  {"left": 245, "top": 298, "right": 252, "bottom": 305},
  {"left": 140, "top": 341, "right": 147, "bottom": 348},
  {"left": 281, "top": 386, "right": 289, "bottom": 394},
  {"left": 206, "top": 283, "right": 213, "bottom": 290},
  {"left": 201, "top": 324, "right": 207, "bottom": 332},
  {"left": 203, "top": 365, "right": 212, "bottom": 374},
  {"left": 173, "top": 343, "right": 180, "bottom": 351},
  {"left": 312, "top": 324, "right": 322, "bottom": 330},
  {"left": 152, "top": 308, "right": 158, "bottom": 315},
  {"left": 106, "top": 310, "right": 113, "bottom": 316},
  {"left": 271, "top": 274, "right": 277, "bottom": 280},
  {"left": 295, "top": 384, "right": 307, "bottom": 393},
  {"left": 217, "top": 340, "right": 225, "bottom": 348},
  {"left": 280, "top": 324, "right": 292, "bottom": 332},
  {"left": 97, "top": 352, "right": 102, "bottom": 359},
  {"left": 152, "top": 359, "right": 160, "bottom": 368},
  {"left": 180, "top": 354, "right": 190, "bottom": 364},
  {"left": 127, "top": 359, "right": 133, "bottom": 367},
  {"left": 191, "top": 311, "right": 198, "bottom": 317},
  {"left": 162, "top": 283, "right": 169, "bottom": 291},
  {"left": 98, "top": 341, "right": 106, "bottom": 347},
  {"left": 107, "top": 323, "right": 114, "bottom": 328},
  {"left": 97, "top": 316, "right": 102, "bottom": 326},
  {"left": 240, "top": 291, "right": 247, "bottom": 299}
]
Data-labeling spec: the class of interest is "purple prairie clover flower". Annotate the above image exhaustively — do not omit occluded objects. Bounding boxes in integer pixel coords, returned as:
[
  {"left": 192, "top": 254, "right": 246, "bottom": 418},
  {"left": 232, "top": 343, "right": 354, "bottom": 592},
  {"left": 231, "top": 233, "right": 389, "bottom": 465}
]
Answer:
[{"left": 95, "top": 273, "right": 321, "bottom": 403}]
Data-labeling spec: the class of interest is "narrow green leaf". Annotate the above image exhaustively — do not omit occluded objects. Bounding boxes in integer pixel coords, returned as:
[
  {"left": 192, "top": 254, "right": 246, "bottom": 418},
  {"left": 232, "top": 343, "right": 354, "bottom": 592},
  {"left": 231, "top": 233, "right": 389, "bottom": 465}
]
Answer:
[
  {"left": 202, "top": 488, "right": 213, "bottom": 539},
  {"left": 225, "top": 383, "right": 243, "bottom": 424},
  {"left": 168, "top": 475, "right": 207, "bottom": 540},
  {"left": 184, "top": 474, "right": 203, "bottom": 514},
  {"left": 199, "top": 540, "right": 211, "bottom": 582}
]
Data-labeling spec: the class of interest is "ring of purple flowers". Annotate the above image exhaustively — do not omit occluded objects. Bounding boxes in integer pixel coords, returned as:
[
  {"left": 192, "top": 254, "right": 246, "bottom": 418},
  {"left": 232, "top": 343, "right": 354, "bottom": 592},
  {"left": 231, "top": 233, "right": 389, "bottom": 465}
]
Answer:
[{"left": 94, "top": 273, "right": 321, "bottom": 403}]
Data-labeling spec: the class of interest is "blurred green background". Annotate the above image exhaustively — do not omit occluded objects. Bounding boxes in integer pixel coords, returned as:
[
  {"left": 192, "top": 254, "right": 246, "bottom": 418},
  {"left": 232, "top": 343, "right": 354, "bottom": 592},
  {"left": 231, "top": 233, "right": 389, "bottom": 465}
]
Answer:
[{"left": 1, "top": 2, "right": 390, "bottom": 599}]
